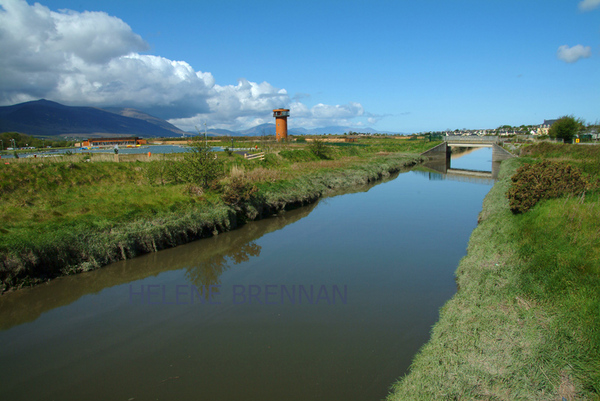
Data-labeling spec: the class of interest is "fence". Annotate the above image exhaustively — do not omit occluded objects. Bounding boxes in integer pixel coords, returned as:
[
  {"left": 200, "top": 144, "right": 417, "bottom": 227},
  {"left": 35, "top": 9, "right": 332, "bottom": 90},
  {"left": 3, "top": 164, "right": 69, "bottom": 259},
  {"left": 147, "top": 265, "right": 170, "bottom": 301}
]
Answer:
[{"left": 244, "top": 152, "right": 265, "bottom": 161}]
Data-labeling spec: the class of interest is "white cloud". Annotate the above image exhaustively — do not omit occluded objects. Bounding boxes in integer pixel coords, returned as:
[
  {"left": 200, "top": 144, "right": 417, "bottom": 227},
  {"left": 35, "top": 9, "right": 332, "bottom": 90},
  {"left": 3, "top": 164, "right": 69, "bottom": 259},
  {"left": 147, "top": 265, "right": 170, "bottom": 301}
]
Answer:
[
  {"left": 283, "top": 102, "right": 367, "bottom": 129},
  {"left": 311, "top": 102, "right": 364, "bottom": 119},
  {"left": 169, "top": 97, "right": 370, "bottom": 132},
  {"left": 0, "top": 0, "right": 372, "bottom": 131},
  {"left": 578, "top": 0, "right": 600, "bottom": 11},
  {"left": 557, "top": 44, "right": 592, "bottom": 63},
  {"left": 0, "top": 0, "right": 149, "bottom": 101},
  {"left": 48, "top": 53, "right": 216, "bottom": 118},
  {"left": 168, "top": 79, "right": 291, "bottom": 131}
]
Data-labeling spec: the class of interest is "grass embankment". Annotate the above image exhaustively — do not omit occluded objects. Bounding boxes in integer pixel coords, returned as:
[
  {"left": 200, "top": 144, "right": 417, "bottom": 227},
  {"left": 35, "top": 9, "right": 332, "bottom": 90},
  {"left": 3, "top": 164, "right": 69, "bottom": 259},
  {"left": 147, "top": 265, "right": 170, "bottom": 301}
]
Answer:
[
  {"left": 0, "top": 138, "right": 436, "bottom": 291},
  {"left": 388, "top": 143, "right": 600, "bottom": 400}
]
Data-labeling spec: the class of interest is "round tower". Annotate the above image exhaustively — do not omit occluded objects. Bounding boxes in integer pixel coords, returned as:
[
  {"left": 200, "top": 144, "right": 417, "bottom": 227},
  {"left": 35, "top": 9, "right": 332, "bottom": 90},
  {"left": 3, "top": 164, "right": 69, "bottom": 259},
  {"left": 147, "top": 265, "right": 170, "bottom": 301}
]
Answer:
[{"left": 273, "top": 108, "right": 290, "bottom": 142}]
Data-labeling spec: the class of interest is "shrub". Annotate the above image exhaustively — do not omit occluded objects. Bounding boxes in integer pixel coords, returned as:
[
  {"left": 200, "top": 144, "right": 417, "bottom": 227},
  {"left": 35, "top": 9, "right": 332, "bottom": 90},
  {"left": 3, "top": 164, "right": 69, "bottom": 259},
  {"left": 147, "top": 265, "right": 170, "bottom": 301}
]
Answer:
[
  {"left": 549, "top": 115, "right": 584, "bottom": 142},
  {"left": 221, "top": 177, "right": 258, "bottom": 206},
  {"left": 507, "top": 161, "right": 590, "bottom": 214},
  {"left": 144, "top": 160, "right": 173, "bottom": 186},
  {"left": 308, "top": 139, "right": 330, "bottom": 159},
  {"left": 185, "top": 183, "right": 204, "bottom": 198},
  {"left": 174, "top": 139, "right": 223, "bottom": 188}
]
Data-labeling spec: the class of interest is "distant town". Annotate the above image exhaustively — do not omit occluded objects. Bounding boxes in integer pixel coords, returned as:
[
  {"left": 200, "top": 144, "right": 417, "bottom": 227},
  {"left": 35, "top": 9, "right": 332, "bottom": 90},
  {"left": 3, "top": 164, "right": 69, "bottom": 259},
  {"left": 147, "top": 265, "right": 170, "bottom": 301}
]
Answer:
[{"left": 408, "top": 119, "right": 599, "bottom": 139}]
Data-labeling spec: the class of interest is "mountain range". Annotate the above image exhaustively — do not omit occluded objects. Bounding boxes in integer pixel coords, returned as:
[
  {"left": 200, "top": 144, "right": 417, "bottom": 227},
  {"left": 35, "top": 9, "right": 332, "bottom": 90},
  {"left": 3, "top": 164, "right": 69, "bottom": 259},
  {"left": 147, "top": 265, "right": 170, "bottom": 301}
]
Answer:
[
  {"left": 0, "top": 100, "right": 188, "bottom": 138},
  {"left": 0, "top": 99, "right": 396, "bottom": 138}
]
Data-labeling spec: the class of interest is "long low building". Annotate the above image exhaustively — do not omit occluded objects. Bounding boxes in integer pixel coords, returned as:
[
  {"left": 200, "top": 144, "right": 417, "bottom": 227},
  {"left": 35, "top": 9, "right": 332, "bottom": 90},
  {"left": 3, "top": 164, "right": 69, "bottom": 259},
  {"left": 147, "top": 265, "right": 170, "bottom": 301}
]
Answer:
[{"left": 81, "top": 137, "right": 147, "bottom": 147}]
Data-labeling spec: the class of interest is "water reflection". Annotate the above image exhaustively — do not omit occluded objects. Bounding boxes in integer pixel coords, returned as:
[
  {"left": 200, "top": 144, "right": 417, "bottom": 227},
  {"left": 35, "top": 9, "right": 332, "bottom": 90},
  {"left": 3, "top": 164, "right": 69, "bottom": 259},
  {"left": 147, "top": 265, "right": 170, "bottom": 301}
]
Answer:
[
  {"left": 422, "top": 147, "right": 499, "bottom": 184},
  {"left": 185, "top": 242, "right": 262, "bottom": 288},
  {"left": 0, "top": 172, "right": 402, "bottom": 331},
  {"left": 0, "top": 204, "right": 310, "bottom": 330}
]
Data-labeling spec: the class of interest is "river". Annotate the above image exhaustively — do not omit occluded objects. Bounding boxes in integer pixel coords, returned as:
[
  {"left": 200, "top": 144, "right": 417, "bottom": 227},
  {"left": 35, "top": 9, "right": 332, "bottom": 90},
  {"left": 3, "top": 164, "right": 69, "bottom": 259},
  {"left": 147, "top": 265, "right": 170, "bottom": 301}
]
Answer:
[{"left": 0, "top": 148, "right": 495, "bottom": 401}]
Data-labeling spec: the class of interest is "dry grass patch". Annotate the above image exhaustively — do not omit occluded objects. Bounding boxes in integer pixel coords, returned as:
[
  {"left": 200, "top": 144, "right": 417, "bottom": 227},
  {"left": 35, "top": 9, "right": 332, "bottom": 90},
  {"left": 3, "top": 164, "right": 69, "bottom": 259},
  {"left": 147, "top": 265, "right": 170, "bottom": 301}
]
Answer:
[
  {"left": 289, "top": 159, "right": 355, "bottom": 171},
  {"left": 245, "top": 167, "right": 286, "bottom": 182}
]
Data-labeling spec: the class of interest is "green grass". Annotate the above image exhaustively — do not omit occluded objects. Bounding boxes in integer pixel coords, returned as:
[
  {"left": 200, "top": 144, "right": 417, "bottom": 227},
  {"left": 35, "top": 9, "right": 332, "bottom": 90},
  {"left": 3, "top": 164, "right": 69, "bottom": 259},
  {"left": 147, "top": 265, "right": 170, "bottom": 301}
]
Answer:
[
  {"left": 0, "top": 140, "right": 423, "bottom": 290},
  {"left": 0, "top": 161, "right": 193, "bottom": 237},
  {"left": 513, "top": 194, "right": 600, "bottom": 394},
  {"left": 520, "top": 142, "right": 600, "bottom": 177},
  {"left": 278, "top": 149, "right": 320, "bottom": 162},
  {"left": 387, "top": 152, "right": 600, "bottom": 400}
]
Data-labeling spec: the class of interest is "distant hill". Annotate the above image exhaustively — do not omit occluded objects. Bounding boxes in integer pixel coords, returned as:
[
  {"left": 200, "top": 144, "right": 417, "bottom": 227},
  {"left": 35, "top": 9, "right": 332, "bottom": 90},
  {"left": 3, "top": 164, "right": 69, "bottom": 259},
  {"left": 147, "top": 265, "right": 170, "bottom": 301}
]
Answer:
[
  {"left": 0, "top": 100, "right": 189, "bottom": 138},
  {"left": 239, "top": 123, "right": 311, "bottom": 137},
  {"left": 239, "top": 123, "right": 276, "bottom": 136},
  {"left": 0, "top": 99, "right": 404, "bottom": 138},
  {"left": 205, "top": 128, "right": 243, "bottom": 137},
  {"left": 103, "top": 107, "right": 188, "bottom": 137}
]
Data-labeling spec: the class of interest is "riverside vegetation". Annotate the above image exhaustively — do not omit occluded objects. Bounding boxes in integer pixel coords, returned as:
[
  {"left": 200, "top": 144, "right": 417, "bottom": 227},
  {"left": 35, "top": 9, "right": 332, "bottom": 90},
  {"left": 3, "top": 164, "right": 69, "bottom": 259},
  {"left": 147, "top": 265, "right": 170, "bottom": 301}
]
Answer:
[
  {"left": 0, "top": 136, "right": 435, "bottom": 291},
  {"left": 388, "top": 142, "right": 600, "bottom": 400}
]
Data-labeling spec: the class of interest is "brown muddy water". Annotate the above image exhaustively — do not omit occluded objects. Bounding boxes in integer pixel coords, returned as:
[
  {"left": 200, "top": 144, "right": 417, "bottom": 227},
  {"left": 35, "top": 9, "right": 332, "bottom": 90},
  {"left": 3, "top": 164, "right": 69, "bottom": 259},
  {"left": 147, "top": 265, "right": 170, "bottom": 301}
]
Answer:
[{"left": 0, "top": 149, "right": 495, "bottom": 401}]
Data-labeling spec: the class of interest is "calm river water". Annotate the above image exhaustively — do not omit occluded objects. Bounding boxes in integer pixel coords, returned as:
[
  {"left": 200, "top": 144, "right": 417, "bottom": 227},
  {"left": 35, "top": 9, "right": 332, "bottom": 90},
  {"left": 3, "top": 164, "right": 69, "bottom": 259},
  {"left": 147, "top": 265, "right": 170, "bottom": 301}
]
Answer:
[{"left": 0, "top": 148, "right": 495, "bottom": 401}]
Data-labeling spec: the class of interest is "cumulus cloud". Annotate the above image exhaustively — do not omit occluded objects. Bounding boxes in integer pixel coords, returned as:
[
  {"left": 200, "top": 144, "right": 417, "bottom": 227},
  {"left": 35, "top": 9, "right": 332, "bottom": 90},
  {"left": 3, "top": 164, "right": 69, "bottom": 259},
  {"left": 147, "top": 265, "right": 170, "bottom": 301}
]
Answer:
[
  {"left": 0, "top": 0, "right": 371, "bottom": 131},
  {"left": 557, "top": 44, "right": 592, "bottom": 63},
  {"left": 170, "top": 97, "right": 369, "bottom": 132},
  {"left": 49, "top": 54, "right": 216, "bottom": 118},
  {"left": 578, "top": 0, "right": 600, "bottom": 11},
  {"left": 0, "top": 0, "right": 148, "bottom": 100},
  {"left": 169, "top": 79, "right": 291, "bottom": 131},
  {"left": 284, "top": 102, "right": 368, "bottom": 129}
]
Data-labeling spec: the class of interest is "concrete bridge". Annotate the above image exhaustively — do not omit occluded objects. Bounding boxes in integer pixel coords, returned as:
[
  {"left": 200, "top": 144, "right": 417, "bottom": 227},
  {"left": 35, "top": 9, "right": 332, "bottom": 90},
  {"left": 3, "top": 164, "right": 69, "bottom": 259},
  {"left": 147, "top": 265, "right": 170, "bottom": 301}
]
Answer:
[
  {"left": 445, "top": 136, "right": 500, "bottom": 146},
  {"left": 422, "top": 136, "right": 516, "bottom": 161},
  {"left": 420, "top": 136, "right": 517, "bottom": 181}
]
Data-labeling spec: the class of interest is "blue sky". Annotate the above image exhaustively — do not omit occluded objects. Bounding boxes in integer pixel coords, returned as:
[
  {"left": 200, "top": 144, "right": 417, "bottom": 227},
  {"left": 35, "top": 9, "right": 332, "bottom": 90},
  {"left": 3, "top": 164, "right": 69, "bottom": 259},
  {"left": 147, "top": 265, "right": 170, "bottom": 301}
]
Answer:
[{"left": 0, "top": 0, "right": 598, "bottom": 133}]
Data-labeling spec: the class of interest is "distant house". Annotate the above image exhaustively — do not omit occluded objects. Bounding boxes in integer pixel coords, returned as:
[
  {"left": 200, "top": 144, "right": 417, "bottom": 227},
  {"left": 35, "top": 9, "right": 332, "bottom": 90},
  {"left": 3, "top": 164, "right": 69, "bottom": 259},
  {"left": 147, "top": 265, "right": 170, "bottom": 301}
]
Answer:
[
  {"left": 536, "top": 119, "right": 558, "bottom": 135},
  {"left": 583, "top": 129, "right": 599, "bottom": 140}
]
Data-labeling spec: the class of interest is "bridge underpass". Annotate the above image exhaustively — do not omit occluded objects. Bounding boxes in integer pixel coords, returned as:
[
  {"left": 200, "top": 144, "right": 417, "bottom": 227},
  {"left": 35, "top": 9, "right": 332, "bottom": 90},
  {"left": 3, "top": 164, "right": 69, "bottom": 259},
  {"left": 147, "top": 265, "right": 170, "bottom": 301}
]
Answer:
[{"left": 420, "top": 136, "right": 516, "bottom": 182}]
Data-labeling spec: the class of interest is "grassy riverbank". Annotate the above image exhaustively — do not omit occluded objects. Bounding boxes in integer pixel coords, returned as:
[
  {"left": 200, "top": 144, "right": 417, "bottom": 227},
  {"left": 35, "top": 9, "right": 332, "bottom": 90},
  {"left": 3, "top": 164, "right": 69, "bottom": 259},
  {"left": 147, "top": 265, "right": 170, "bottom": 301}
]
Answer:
[
  {"left": 388, "top": 144, "right": 600, "bottom": 400},
  {"left": 0, "top": 138, "right": 434, "bottom": 291}
]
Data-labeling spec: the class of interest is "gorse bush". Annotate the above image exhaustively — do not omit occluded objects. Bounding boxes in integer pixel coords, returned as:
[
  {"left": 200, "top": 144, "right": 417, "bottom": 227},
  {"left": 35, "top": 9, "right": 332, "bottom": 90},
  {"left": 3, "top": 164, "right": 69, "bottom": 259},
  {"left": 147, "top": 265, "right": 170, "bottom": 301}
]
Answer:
[{"left": 507, "top": 161, "right": 590, "bottom": 214}]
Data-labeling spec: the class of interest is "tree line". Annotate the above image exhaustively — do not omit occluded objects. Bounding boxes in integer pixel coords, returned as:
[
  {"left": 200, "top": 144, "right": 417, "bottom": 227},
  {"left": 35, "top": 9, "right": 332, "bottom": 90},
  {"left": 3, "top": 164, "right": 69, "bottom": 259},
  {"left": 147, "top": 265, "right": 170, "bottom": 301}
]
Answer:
[{"left": 0, "top": 132, "right": 74, "bottom": 150}]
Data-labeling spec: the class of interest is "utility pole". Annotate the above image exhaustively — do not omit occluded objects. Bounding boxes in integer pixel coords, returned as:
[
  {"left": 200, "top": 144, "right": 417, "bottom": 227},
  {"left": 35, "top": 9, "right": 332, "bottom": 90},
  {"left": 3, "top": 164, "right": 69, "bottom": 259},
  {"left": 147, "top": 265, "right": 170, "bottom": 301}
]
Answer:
[{"left": 204, "top": 121, "right": 208, "bottom": 147}]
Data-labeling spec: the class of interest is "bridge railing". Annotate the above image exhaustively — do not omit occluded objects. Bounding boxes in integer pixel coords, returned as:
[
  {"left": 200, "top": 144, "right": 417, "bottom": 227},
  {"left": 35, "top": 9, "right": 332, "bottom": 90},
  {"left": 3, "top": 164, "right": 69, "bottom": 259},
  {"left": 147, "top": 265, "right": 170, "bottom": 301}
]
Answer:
[{"left": 444, "top": 136, "right": 499, "bottom": 143}]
